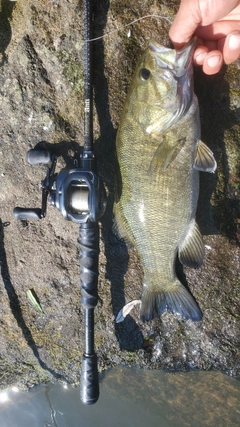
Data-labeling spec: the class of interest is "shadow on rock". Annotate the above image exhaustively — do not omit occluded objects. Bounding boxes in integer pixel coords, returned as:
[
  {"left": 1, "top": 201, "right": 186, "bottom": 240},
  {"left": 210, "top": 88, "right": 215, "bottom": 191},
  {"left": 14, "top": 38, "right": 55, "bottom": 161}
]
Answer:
[
  {"left": 92, "top": 0, "right": 144, "bottom": 351},
  {"left": 0, "top": 0, "right": 16, "bottom": 66},
  {"left": 195, "top": 66, "right": 240, "bottom": 245},
  {"left": 0, "top": 218, "right": 68, "bottom": 381}
]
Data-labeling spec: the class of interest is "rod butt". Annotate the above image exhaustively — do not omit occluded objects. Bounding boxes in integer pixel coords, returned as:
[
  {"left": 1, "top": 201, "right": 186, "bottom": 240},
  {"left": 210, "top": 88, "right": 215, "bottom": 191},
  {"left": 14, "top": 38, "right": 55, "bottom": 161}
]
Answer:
[{"left": 80, "top": 353, "right": 99, "bottom": 405}]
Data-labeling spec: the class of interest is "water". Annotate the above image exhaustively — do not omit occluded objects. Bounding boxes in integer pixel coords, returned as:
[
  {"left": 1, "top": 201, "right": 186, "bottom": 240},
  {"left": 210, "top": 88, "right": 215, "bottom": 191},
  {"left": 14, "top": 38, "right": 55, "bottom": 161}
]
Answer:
[{"left": 0, "top": 367, "right": 239, "bottom": 427}]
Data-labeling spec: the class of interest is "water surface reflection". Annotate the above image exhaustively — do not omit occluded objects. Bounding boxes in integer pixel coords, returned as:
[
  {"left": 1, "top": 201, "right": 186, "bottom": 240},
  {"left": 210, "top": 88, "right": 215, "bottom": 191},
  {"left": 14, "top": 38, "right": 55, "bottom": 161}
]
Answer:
[{"left": 0, "top": 367, "right": 239, "bottom": 426}]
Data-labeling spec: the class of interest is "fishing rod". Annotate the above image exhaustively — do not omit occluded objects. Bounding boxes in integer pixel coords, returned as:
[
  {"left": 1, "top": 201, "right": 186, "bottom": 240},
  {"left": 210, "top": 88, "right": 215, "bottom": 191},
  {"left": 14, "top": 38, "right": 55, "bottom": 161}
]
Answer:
[
  {"left": 79, "top": 0, "right": 105, "bottom": 405},
  {"left": 13, "top": 0, "right": 106, "bottom": 405}
]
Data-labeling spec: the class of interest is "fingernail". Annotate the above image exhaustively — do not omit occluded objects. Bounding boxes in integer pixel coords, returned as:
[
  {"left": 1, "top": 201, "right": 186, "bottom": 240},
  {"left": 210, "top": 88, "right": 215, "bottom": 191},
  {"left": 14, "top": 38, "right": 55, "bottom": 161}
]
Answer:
[
  {"left": 206, "top": 55, "right": 221, "bottom": 68},
  {"left": 195, "top": 51, "right": 207, "bottom": 64},
  {"left": 228, "top": 33, "right": 240, "bottom": 50}
]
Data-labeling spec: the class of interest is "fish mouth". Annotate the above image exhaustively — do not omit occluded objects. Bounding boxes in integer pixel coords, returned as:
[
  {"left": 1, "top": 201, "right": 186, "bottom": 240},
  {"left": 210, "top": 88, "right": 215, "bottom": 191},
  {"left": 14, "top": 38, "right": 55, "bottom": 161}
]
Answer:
[
  {"left": 148, "top": 41, "right": 175, "bottom": 69},
  {"left": 175, "top": 37, "right": 197, "bottom": 77},
  {"left": 147, "top": 38, "right": 197, "bottom": 132},
  {"left": 149, "top": 38, "right": 197, "bottom": 77}
]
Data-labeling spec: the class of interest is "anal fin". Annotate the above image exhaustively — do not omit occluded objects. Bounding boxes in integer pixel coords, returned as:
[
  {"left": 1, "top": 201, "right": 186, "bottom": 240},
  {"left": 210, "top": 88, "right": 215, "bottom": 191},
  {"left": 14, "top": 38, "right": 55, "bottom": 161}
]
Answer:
[
  {"left": 179, "top": 221, "right": 205, "bottom": 268},
  {"left": 194, "top": 140, "right": 217, "bottom": 172}
]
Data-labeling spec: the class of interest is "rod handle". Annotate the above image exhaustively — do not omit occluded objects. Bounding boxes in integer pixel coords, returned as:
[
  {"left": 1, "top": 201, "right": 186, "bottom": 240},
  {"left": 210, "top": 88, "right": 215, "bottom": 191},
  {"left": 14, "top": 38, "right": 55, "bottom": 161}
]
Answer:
[
  {"left": 80, "top": 353, "right": 99, "bottom": 405},
  {"left": 13, "top": 207, "right": 42, "bottom": 220}
]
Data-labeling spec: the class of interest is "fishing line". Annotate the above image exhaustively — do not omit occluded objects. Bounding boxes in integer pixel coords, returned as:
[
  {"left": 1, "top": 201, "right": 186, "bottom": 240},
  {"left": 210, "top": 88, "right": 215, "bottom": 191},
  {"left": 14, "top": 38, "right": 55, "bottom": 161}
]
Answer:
[{"left": 86, "top": 14, "right": 173, "bottom": 42}]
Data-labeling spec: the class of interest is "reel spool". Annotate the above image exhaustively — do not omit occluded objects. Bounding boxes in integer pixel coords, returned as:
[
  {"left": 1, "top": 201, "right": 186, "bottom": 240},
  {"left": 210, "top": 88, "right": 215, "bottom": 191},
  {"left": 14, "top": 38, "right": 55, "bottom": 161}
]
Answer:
[{"left": 70, "top": 185, "right": 89, "bottom": 214}]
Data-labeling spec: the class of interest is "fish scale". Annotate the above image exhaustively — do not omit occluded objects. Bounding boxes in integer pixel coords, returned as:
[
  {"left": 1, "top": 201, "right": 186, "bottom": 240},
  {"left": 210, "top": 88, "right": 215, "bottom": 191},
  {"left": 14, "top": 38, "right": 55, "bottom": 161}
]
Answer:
[
  {"left": 120, "top": 103, "right": 198, "bottom": 268},
  {"left": 114, "top": 39, "right": 216, "bottom": 322}
]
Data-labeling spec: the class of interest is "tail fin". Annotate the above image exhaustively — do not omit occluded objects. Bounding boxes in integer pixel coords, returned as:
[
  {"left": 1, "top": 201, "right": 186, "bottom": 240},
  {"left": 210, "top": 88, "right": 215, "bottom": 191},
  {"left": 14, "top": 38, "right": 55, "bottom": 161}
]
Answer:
[{"left": 140, "top": 282, "right": 202, "bottom": 322}]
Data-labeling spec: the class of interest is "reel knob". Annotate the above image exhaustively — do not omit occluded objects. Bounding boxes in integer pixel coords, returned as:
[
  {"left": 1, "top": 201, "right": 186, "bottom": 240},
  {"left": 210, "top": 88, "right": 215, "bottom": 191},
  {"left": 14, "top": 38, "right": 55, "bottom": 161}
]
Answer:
[
  {"left": 13, "top": 207, "right": 42, "bottom": 220},
  {"left": 27, "top": 149, "right": 52, "bottom": 165}
]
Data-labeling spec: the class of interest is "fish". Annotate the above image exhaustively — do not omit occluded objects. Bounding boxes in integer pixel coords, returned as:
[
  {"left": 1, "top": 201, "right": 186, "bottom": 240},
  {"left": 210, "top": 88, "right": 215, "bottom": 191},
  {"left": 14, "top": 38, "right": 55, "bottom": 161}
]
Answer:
[{"left": 114, "top": 38, "right": 216, "bottom": 322}]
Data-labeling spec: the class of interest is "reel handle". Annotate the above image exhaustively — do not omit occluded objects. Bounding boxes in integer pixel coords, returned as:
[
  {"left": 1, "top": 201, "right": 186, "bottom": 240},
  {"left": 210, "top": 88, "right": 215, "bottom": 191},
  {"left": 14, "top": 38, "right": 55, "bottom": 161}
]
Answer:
[{"left": 13, "top": 207, "right": 42, "bottom": 220}]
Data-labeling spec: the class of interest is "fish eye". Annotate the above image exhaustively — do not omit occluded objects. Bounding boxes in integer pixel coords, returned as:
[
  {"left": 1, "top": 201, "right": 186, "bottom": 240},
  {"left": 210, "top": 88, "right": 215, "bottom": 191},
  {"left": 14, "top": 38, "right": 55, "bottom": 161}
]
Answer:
[{"left": 139, "top": 68, "right": 150, "bottom": 81}]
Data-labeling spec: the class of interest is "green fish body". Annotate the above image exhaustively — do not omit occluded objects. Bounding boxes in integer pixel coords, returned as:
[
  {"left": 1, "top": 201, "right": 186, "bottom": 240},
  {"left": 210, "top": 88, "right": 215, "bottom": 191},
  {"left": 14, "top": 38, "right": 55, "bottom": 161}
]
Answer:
[{"left": 114, "top": 39, "right": 216, "bottom": 322}]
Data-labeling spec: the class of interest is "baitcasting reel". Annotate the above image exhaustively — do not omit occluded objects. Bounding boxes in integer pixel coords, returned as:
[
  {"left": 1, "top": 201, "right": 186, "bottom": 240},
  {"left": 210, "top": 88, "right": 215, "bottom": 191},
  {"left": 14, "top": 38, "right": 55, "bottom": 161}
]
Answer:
[{"left": 13, "top": 148, "right": 106, "bottom": 224}]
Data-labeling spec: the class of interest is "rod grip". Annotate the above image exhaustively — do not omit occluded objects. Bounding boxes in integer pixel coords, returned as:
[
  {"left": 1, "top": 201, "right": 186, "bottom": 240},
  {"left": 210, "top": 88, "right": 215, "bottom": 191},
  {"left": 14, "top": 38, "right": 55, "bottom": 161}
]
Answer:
[
  {"left": 80, "top": 353, "right": 99, "bottom": 405},
  {"left": 79, "top": 223, "right": 99, "bottom": 309}
]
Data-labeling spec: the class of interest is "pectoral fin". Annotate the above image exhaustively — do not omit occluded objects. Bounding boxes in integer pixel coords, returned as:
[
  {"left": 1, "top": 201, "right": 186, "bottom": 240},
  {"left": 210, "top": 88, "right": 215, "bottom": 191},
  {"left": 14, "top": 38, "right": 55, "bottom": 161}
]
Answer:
[
  {"left": 194, "top": 140, "right": 217, "bottom": 173},
  {"left": 178, "top": 221, "right": 205, "bottom": 268},
  {"left": 149, "top": 137, "right": 186, "bottom": 173}
]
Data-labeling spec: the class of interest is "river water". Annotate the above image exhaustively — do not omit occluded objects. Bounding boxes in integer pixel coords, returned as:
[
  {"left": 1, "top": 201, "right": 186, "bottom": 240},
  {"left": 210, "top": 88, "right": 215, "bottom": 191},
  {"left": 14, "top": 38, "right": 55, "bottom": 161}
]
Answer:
[{"left": 0, "top": 367, "right": 239, "bottom": 427}]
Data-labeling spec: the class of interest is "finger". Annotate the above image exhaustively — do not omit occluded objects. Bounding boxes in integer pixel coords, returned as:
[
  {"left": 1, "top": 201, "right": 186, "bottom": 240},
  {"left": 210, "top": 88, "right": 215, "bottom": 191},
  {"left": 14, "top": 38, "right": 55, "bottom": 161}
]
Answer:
[
  {"left": 217, "top": 37, "right": 226, "bottom": 54},
  {"left": 169, "top": 2, "right": 201, "bottom": 48},
  {"left": 193, "top": 46, "right": 209, "bottom": 65},
  {"left": 195, "top": 20, "right": 240, "bottom": 40},
  {"left": 204, "top": 41, "right": 218, "bottom": 51},
  {"left": 223, "top": 32, "right": 240, "bottom": 64},
  {"left": 202, "top": 50, "right": 224, "bottom": 75}
]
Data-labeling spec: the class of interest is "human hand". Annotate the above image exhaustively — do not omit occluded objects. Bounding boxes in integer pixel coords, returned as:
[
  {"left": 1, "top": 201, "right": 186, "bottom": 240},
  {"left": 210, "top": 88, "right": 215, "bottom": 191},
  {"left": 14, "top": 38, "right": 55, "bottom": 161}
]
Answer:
[{"left": 169, "top": 0, "right": 240, "bottom": 74}]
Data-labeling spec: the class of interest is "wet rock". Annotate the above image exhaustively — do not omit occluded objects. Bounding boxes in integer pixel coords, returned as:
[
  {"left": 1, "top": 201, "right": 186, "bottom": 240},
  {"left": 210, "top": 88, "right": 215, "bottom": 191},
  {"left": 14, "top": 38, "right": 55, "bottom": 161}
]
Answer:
[{"left": 0, "top": 0, "right": 239, "bottom": 390}]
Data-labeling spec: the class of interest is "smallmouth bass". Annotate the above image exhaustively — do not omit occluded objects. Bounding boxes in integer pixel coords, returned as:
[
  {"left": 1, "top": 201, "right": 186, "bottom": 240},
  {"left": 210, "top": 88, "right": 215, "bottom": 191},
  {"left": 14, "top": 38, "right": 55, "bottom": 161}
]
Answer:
[{"left": 114, "top": 39, "right": 216, "bottom": 322}]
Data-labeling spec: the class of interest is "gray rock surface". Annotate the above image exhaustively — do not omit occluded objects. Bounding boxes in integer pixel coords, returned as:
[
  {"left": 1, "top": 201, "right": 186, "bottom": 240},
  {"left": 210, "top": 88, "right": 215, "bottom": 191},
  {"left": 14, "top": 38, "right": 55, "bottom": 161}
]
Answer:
[{"left": 0, "top": 0, "right": 239, "bottom": 390}]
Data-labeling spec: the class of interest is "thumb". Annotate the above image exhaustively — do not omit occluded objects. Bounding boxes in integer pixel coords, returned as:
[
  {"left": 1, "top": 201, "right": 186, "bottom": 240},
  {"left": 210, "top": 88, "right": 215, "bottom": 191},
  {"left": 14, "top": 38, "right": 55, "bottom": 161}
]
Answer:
[{"left": 169, "top": 2, "right": 201, "bottom": 48}]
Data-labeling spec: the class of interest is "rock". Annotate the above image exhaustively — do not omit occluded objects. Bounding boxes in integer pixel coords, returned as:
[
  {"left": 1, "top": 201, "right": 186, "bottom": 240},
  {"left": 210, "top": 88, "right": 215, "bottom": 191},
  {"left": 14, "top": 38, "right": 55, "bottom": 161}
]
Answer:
[{"left": 0, "top": 0, "right": 239, "bottom": 390}]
